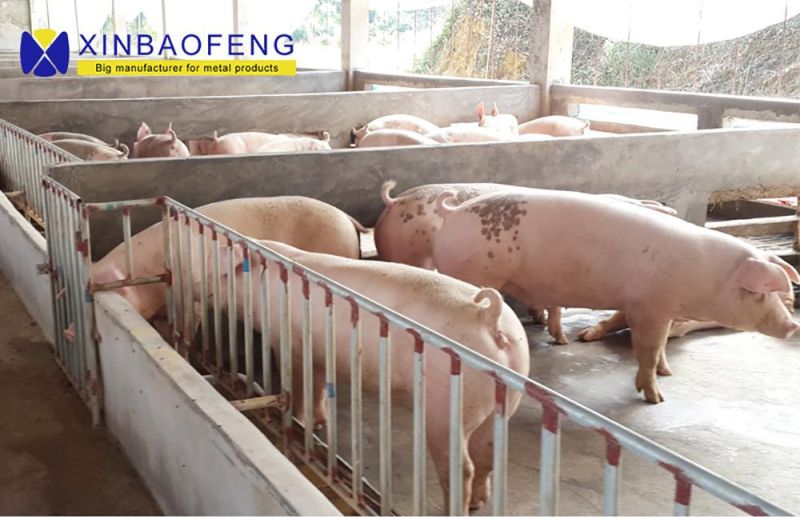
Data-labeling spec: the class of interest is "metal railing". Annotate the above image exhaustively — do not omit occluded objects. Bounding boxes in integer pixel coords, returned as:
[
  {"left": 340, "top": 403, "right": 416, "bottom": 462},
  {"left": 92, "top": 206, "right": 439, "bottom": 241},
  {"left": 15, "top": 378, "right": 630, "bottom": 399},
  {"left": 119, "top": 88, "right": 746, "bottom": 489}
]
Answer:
[
  {"left": 41, "top": 177, "right": 101, "bottom": 425},
  {"left": 45, "top": 187, "right": 788, "bottom": 516},
  {"left": 0, "top": 118, "right": 81, "bottom": 225}
]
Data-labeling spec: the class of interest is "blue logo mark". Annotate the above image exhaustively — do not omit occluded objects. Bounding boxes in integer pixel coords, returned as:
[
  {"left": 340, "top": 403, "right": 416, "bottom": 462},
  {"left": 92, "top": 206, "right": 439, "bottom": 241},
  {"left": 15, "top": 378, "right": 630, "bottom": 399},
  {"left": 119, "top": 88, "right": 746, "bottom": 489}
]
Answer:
[{"left": 20, "top": 29, "right": 70, "bottom": 77}]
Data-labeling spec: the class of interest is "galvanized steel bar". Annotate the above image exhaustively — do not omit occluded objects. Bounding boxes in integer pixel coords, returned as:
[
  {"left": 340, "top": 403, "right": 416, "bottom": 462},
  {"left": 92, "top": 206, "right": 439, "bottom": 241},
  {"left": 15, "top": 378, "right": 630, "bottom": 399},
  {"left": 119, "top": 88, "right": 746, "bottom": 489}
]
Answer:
[
  {"left": 121, "top": 208, "right": 133, "bottom": 278},
  {"left": 449, "top": 353, "right": 464, "bottom": 517},
  {"left": 349, "top": 300, "right": 364, "bottom": 504},
  {"left": 183, "top": 215, "right": 195, "bottom": 347},
  {"left": 378, "top": 317, "right": 392, "bottom": 516},
  {"left": 674, "top": 476, "right": 692, "bottom": 516},
  {"left": 227, "top": 239, "right": 239, "bottom": 377},
  {"left": 198, "top": 224, "right": 209, "bottom": 358},
  {"left": 260, "top": 259, "right": 272, "bottom": 394},
  {"left": 539, "top": 404, "right": 561, "bottom": 516},
  {"left": 212, "top": 230, "right": 223, "bottom": 369},
  {"left": 278, "top": 262, "right": 293, "bottom": 453},
  {"left": 78, "top": 201, "right": 101, "bottom": 425},
  {"left": 162, "top": 206, "right": 175, "bottom": 348},
  {"left": 411, "top": 330, "right": 426, "bottom": 516},
  {"left": 492, "top": 382, "right": 509, "bottom": 517},
  {"left": 323, "top": 287, "right": 337, "bottom": 481},
  {"left": 242, "top": 247, "right": 254, "bottom": 396},
  {"left": 301, "top": 273, "right": 314, "bottom": 458},
  {"left": 172, "top": 209, "right": 185, "bottom": 345},
  {"left": 603, "top": 438, "right": 622, "bottom": 516}
]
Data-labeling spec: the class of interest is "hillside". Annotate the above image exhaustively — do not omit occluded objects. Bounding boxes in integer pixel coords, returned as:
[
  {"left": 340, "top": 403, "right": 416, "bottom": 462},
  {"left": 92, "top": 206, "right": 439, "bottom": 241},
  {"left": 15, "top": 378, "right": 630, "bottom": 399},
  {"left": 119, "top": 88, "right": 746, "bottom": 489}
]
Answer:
[{"left": 414, "top": 1, "right": 800, "bottom": 98}]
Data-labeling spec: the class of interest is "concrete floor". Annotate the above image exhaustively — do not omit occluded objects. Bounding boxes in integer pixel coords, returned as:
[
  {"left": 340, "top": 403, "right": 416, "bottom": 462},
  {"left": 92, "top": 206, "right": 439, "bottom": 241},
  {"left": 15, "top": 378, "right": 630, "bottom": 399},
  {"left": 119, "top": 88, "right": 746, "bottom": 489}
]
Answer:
[
  {"left": 0, "top": 273, "right": 160, "bottom": 515},
  {"left": 330, "top": 308, "right": 800, "bottom": 515}
]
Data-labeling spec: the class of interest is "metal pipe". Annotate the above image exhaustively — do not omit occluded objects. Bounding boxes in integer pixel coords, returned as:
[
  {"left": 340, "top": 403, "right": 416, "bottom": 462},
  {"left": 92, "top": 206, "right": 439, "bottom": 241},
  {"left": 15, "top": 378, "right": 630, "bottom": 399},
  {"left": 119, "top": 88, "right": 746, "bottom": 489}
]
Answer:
[
  {"left": 674, "top": 476, "right": 692, "bottom": 516},
  {"left": 324, "top": 287, "right": 337, "bottom": 481},
  {"left": 184, "top": 215, "right": 195, "bottom": 348},
  {"left": 243, "top": 248, "right": 254, "bottom": 396},
  {"left": 260, "top": 259, "right": 272, "bottom": 394},
  {"left": 122, "top": 208, "right": 134, "bottom": 278},
  {"left": 278, "top": 262, "right": 293, "bottom": 453},
  {"left": 411, "top": 331, "right": 426, "bottom": 516},
  {"left": 492, "top": 382, "right": 509, "bottom": 516},
  {"left": 378, "top": 317, "right": 392, "bottom": 516},
  {"left": 172, "top": 210, "right": 185, "bottom": 345},
  {"left": 78, "top": 201, "right": 101, "bottom": 425},
  {"left": 227, "top": 239, "right": 238, "bottom": 378},
  {"left": 449, "top": 353, "right": 464, "bottom": 516},
  {"left": 162, "top": 207, "right": 175, "bottom": 348},
  {"left": 301, "top": 274, "right": 314, "bottom": 458},
  {"left": 603, "top": 439, "right": 622, "bottom": 515},
  {"left": 349, "top": 301, "right": 364, "bottom": 504},
  {"left": 539, "top": 404, "right": 561, "bottom": 516},
  {"left": 212, "top": 230, "right": 223, "bottom": 370},
  {"left": 199, "top": 224, "right": 209, "bottom": 358}
]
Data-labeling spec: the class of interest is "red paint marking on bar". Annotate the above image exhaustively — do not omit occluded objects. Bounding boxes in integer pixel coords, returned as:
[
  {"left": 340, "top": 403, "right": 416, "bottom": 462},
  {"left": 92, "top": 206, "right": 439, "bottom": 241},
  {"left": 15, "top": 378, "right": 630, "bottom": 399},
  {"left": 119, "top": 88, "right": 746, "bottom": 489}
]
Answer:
[
  {"left": 378, "top": 314, "right": 389, "bottom": 338},
  {"left": 495, "top": 381, "right": 507, "bottom": 416},
  {"left": 278, "top": 263, "right": 289, "bottom": 284},
  {"left": 674, "top": 475, "right": 692, "bottom": 506},
  {"left": 324, "top": 286, "right": 333, "bottom": 308},
  {"left": 76, "top": 239, "right": 89, "bottom": 257},
  {"left": 658, "top": 461, "right": 684, "bottom": 478},
  {"left": 442, "top": 348, "right": 462, "bottom": 375},
  {"left": 541, "top": 403, "right": 560, "bottom": 433},
  {"left": 594, "top": 428, "right": 622, "bottom": 466},
  {"left": 407, "top": 328, "right": 424, "bottom": 353},
  {"left": 735, "top": 504, "right": 768, "bottom": 516},
  {"left": 155, "top": 196, "right": 166, "bottom": 206},
  {"left": 122, "top": 207, "right": 130, "bottom": 216},
  {"left": 346, "top": 296, "right": 359, "bottom": 325},
  {"left": 160, "top": 271, "right": 172, "bottom": 286},
  {"left": 198, "top": 224, "right": 204, "bottom": 235},
  {"left": 524, "top": 381, "right": 565, "bottom": 416},
  {"left": 184, "top": 213, "right": 191, "bottom": 226},
  {"left": 171, "top": 208, "right": 178, "bottom": 221},
  {"left": 210, "top": 227, "right": 218, "bottom": 241}
]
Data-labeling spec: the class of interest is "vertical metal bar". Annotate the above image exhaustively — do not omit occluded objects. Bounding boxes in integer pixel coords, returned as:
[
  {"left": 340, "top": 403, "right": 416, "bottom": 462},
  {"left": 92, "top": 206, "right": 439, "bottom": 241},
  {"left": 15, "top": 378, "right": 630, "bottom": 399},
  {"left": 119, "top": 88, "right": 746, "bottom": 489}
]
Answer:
[
  {"left": 122, "top": 208, "right": 133, "bottom": 278},
  {"left": 260, "top": 257, "right": 271, "bottom": 394},
  {"left": 603, "top": 438, "right": 622, "bottom": 516},
  {"left": 212, "top": 229, "right": 223, "bottom": 370},
  {"left": 62, "top": 196, "right": 78, "bottom": 380},
  {"left": 349, "top": 300, "right": 364, "bottom": 504},
  {"left": 172, "top": 209, "right": 184, "bottom": 345},
  {"left": 162, "top": 206, "right": 175, "bottom": 347},
  {"left": 227, "top": 238, "right": 239, "bottom": 378},
  {"left": 492, "top": 382, "right": 509, "bottom": 517},
  {"left": 301, "top": 274, "right": 314, "bottom": 458},
  {"left": 184, "top": 214, "right": 195, "bottom": 348},
  {"left": 242, "top": 247, "right": 254, "bottom": 396},
  {"left": 411, "top": 331, "right": 426, "bottom": 516},
  {"left": 674, "top": 476, "right": 692, "bottom": 516},
  {"left": 52, "top": 191, "right": 67, "bottom": 364},
  {"left": 43, "top": 183, "right": 64, "bottom": 362},
  {"left": 78, "top": 201, "right": 101, "bottom": 426},
  {"left": 278, "top": 263, "right": 293, "bottom": 453},
  {"left": 449, "top": 353, "right": 464, "bottom": 516},
  {"left": 324, "top": 288, "right": 337, "bottom": 481},
  {"left": 539, "top": 404, "right": 561, "bottom": 516},
  {"left": 198, "top": 224, "right": 209, "bottom": 358},
  {"left": 378, "top": 316, "right": 392, "bottom": 515}
]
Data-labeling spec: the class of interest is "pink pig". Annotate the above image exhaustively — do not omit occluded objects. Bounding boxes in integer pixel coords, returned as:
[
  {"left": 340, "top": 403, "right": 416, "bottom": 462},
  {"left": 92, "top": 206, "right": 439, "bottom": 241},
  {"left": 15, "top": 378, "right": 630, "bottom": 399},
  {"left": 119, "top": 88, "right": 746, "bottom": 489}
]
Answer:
[
  {"left": 351, "top": 114, "right": 440, "bottom": 146},
  {"left": 518, "top": 115, "right": 589, "bottom": 137},
  {"left": 374, "top": 181, "right": 676, "bottom": 344},
  {"left": 356, "top": 128, "right": 439, "bottom": 148},
  {"left": 477, "top": 101, "right": 519, "bottom": 136},
  {"left": 208, "top": 240, "right": 530, "bottom": 513},
  {"left": 431, "top": 189, "right": 800, "bottom": 403},
  {"left": 132, "top": 122, "right": 190, "bottom": 158},
  {"left": 190, "top": 131, "right": 289, "bottom": 155}
]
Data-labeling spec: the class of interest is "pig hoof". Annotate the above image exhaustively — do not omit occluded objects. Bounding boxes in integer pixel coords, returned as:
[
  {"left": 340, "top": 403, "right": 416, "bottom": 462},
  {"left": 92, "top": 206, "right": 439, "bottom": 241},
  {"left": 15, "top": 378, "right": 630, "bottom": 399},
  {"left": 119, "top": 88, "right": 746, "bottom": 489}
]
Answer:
[
  {"left": 553, "top": 333, "right": 569, "bottom": 345},
  {"left": 656, "top": 362, "right": 673, "bottom": 376},
  {"left": 577, "top": 326, "right": 604, "bottom": 342}
]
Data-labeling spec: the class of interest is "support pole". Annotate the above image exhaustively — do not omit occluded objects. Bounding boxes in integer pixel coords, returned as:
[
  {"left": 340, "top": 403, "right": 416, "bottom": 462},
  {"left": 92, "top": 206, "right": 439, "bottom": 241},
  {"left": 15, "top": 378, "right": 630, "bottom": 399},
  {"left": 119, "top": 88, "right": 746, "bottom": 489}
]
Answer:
[
  {"left": 111, "top": 0, "right": 125, "bottom": 35},
  {"left": 341, "top": 0, "right": 369, "bottom": 91},
  {"left": 528, "top": 0, "right": 574, "bottom": 116}
]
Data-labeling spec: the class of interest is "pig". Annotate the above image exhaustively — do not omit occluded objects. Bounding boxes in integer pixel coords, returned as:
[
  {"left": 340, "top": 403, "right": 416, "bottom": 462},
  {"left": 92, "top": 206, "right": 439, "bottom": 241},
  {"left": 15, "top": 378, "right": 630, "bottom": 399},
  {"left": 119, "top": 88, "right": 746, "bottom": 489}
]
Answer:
[
  {"left": 352, "top": 114, "right": 440, "bottom": 146},
  {"left": 207, "top": 239, "right": 530, "bottom": 513},
  {"left": 518, "top": 115, "right": 589, "bottom": 137},
  {"left": 39, "top": 131, "right": 108, "bottom": 145},
  {"left": 431, "top": 189, "right": 800, "bottom": 403},
  {"left": 356, "top": 128, "right": 439, "bottom": 148},
  {"left": 257, "top": 133, "right": 332, "bottom": 153},
  {"left": 579, "top": 289, "right": 796, "bottom": 341},
  {"left": 373, "top": 181, "right": 677, "bottom": 344},
  {"left": 477, "top": 101, "right": 519, "bottom": 136},
  {"left": 51, "top": 139, "right": 128, "bottom": 161},
  {"left": 515, "top": 133, "right": 555, "bottom": 142},
  {"left": 91, "top": 197, "right": 365, "bottom": 325},
  {"left": 189, "top": 131, "right": 289, "bottom": 155},
  {"left": 132, "top": 122, "right": 190, "bottom": 158},
  {"left": 426, "top": 125, "right": 508, "bottom": 144}
]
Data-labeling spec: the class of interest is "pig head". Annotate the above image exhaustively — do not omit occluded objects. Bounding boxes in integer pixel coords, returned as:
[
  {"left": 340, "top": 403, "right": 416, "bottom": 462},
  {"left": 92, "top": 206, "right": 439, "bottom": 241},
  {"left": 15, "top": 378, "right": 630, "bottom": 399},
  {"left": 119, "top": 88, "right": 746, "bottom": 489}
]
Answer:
[{"left": 133, "top": 122, "right": 190, "bottom": 158}]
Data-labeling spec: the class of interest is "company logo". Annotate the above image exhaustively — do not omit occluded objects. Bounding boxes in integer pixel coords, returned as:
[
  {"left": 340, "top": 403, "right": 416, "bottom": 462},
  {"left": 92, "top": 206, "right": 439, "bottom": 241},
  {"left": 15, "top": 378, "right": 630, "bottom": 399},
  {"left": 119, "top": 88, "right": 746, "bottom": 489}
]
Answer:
[{"left": 20, "top": 29, "right": 70, "bottom": 77}]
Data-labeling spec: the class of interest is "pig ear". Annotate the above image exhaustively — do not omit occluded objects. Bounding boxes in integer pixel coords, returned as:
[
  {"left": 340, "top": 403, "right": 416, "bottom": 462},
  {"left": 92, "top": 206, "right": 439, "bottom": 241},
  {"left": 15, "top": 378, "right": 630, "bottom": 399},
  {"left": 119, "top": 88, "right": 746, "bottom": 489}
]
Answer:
[
  {"left": 212, "top": 130, "right": 220, "bottom": 142},
  {"left": 322, "top": 131, "right": 330, "bottom": 143},
  {"left": 491, "top": 102, "right": 500, "bottom": 117},
  {"left": 118, "top": 143, "right": 129, "bottom": 158},
  {"left": 477, "top": 101, "right": 485, "bottom": 123},
  {"left": 167, "top": 129, "right": 179, "bottom": 149},
  {"left": 768, "top": 254, "right": 800, "bottom": 284},
  {"left": 137, "top": 122, "right": 151, "bottom": 141},
  {"left": 735, "top": 257, "right": 792, "bottom": 294}
]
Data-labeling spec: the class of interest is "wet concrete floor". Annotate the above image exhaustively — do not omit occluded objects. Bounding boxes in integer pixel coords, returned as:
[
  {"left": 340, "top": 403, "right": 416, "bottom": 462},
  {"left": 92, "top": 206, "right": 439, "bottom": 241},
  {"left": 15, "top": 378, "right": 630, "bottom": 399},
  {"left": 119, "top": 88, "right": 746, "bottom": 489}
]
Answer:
[{"left": 0, "top": 272, "right": 160, "bottom": 515}]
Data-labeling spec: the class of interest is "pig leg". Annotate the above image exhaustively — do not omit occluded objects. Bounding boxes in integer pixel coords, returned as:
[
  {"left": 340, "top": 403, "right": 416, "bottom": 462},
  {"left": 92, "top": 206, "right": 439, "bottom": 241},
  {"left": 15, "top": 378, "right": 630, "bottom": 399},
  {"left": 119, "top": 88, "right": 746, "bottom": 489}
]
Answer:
[
  {"left": 467, "top": 415, "right": 495, "bottom": 510},
  {"left": 627, "top": 313, "right": 671, "bottom": 403},
  {"left": 657, "top": 348, "right": 673, "bottom": 377},
  {"left": 290, "top": 359, "right": 327, "bottom": 428},
  {"left": 577, "top": 311, "right": 629, "bottom": 341},
  {"left": 546, "top": 306, "right": 569, "bottom": 344},
  {"left": 528, "top": 307, "right": 546, "bottom": 324}
]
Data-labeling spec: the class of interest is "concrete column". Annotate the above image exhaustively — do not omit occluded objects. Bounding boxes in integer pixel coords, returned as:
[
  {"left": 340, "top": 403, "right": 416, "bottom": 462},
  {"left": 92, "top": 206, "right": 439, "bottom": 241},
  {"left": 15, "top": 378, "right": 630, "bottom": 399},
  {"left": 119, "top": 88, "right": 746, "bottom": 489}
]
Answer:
[
  {"left": 341, "top": 0, "right": 369, "bottom": 91},
  {"left": 528, "top": 0, "right": 574, "bottom": 116}
]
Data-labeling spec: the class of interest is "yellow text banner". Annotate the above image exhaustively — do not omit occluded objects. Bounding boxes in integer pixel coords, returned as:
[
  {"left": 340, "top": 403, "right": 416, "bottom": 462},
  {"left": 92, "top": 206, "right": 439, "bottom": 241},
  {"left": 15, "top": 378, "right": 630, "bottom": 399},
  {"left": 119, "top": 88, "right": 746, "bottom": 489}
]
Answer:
[{"left": 77, "top": 59, "right": 296, "bottom": 76}]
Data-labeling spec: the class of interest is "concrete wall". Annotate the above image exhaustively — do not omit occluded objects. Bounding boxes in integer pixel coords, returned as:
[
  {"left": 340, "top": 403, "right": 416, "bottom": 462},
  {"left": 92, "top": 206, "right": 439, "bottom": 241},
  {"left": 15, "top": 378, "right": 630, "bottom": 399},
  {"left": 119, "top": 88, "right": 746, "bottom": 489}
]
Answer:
[
  {"left": 94, "top": 292, "right": 340, "bottom": 515},
  {"left": 0, "top": 191, "right": 53, "bottom": 343},
  {"left": 0, "top": 0, "right": 30, "bottom": 50},
  {"left": 0, "top": 84, "right": 539, "bottom": 147},
  {"left": 49, "top": 126, "right": 800, "bottom": 258},
  {"left": 0, "top": 71, "right": 347, "bottom": 101}
]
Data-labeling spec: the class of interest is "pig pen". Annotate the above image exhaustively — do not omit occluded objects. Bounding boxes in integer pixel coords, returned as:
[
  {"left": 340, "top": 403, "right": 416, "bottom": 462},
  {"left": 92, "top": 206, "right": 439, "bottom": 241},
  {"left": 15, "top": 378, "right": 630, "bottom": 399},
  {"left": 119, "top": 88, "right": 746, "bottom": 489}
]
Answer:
[{"left": 3, "top": 75, "right": 800, "bottom": 514}]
